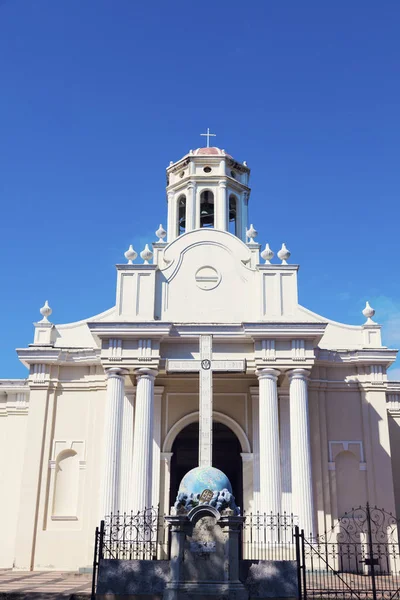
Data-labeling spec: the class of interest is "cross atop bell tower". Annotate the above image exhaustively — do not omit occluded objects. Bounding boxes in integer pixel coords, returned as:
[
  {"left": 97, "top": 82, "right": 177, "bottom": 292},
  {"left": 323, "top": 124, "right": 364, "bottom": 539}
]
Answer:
[
  {"left": 200, "top": 127, "right": 216, "bottom": 147},
  {"left": 165, "top": 145, "right": 251, "bottom": 243}
]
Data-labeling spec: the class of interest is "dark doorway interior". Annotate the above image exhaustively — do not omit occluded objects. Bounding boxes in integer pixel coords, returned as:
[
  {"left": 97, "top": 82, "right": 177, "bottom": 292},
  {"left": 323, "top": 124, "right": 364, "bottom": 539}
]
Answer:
[{"left": 169, "top": 422, "right": 243, "bottom": 510}]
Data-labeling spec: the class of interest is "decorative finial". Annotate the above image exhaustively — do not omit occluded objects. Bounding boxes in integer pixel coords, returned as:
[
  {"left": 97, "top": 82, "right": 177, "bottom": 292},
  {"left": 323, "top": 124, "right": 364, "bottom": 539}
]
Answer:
[
  {"left": 169, "top": 160, "right": 173, "bottom": 166},
  {"left": 155, "top": 224, "right": 167, "bottom": 242},
  {"left": 124, "top": 244, "right": 137, "bottom": 264},
  {"left": 246, "top": 224, "right": 258, "bottom": 244},
  {"left": 243, "top": 161, "right": 247, "bottom": 166},
  {"left": 277, "top": 243, "right": 291, "bottom": 264},
  {"left": 140, "top": 244, "right": 153, "bottom": 264},
  {"left": 39, "top": 300, "right": 52, "bottom": 323},
  {"left": 261, "top": 243, "right": 274, "bottom": 264},
  {"left": 362, "top": 301, "right": 376, "bottom": 324}
]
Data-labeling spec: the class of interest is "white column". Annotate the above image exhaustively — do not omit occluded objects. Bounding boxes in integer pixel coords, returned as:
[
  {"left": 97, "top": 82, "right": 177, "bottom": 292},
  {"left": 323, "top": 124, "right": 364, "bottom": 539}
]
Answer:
[
  {"left": 199, "top": 335, "right": 212, "bottom": 466},
  {"left": 279, "top": 393, "right": 292, "bottom": 515},
  {"left": 289, "top": 368, "right": 315, "bottom": 536},
  {"left": 131, "top": 368, "right": 158, "bottom": 513},
  {"left": 195, "top": 188, "right": 201, "bottom": 229},
  {"left": 161, "top": 452, "right": 173, "bottom": 516},
  {"left": 119, "top": 391, "right": 134, "bottom": 513},
  {"left": 241, "top": 192, "right": 249, "bottom": 241},
  {"left": 167, "top": 191, "right": 175, "bottom": 242},
  {"left": 152, "top": 386, "right": 164, "bottom": 508},
  {"left": 100, "top": 367, "right": 128, "bottom": 517},
  {"left": 218, "top": 180, "right": 227, "bottom": 231},
  {"left": 250, "top": 386, "right": 260, "bottom": 513},
  {"left": 186, "top": 182, "right": 196, "bottom": 232},
  {"left": 257, "top": 368, "right": 282, "bottom": 515}
]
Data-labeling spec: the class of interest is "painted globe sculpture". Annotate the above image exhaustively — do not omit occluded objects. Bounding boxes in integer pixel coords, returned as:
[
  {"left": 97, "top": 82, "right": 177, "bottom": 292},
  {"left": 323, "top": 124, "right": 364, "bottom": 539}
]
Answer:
[
  {"left": 174, "top": 466, "right": 239, "bottom": 515},
  {"left": 178, "top": 466, "right": 232, "bottom": 496}
]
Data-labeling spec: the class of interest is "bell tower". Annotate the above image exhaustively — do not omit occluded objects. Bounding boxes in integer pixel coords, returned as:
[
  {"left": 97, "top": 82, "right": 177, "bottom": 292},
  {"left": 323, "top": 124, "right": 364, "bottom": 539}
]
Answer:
[{"left": 165, "top": 142, "right": 251, "bottom": 243}]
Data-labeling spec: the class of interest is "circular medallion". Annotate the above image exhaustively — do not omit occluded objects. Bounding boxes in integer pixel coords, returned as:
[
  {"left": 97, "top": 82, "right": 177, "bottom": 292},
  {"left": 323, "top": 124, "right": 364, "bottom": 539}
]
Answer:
[
  {"left": 195, "top": 266, "right": 221, "bottom": 291},
  {"left": 201, "top": 359, "right": 211, "bottom": 370}
]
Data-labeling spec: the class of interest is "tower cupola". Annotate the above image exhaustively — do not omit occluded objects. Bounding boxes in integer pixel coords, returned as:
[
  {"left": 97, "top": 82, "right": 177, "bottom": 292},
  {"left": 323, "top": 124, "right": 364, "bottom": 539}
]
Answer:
[{"left": 166, "top": 140, "right": 251, "bottom": 243}]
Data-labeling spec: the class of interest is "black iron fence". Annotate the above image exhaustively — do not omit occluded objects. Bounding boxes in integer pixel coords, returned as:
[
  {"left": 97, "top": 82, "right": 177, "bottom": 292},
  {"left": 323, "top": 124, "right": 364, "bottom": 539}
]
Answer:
[
  {"left": 242, "top": 511, "right": 298, "bottom": 560},
  {"left": 91, "top": 503, "right": 400, "bottom": 600},
  {"left": 91, "top": 507, "right": 168, "bottom": 599},
  {"left": 296, "top": 504, "right": 400, "bottom": 600}
]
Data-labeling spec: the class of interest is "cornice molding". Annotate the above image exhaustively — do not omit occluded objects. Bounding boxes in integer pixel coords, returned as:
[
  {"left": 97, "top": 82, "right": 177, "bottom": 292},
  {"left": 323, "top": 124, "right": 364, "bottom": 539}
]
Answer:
[
  {"left": 0, "top": 379, "right": 29, "bottom": 392},
  {"left": 387, "top": 382, "right": 400, "bottom": 392},
  {"left": 316, "top": 348, "right": 397, "bottom": 367},
  {"left": 243, "top": 322, "right": 326, "bottom": 344},
  {"left": 257, "top": 264, "right": 300, "bottom": 273},
  {"left": 115, "top": 264, "right": 158, "bottom": 272},
  {"left": 88, "top": 322, "right": 172, "bottom": 338},
  {"left": 17, "top": 347, "right": 101, "bottom": 367}
]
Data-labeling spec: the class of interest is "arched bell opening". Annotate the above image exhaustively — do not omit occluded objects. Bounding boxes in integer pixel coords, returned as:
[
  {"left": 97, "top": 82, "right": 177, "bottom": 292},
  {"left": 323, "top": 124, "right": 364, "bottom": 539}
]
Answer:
[
  {"left": 229, "top": 194, "right": 238, "bottom": 235},
  {"left": 200, "top": 190, "right": 214, "bottom": 228},
  {"left": 178, "top": 195, "right": 186, "bottom": 235},
  {"left": 169, "top": 422, "right": 243, "bottom": 510}
]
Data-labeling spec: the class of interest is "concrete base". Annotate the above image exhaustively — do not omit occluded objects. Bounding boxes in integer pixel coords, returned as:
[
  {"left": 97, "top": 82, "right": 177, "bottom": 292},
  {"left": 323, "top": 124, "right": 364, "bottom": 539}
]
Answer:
[
  {"left": 163, "top": 580, "right": 248, "bottom": 599},
  {"left": 241, "top": 561, "right": 298, "bottom": 598}
]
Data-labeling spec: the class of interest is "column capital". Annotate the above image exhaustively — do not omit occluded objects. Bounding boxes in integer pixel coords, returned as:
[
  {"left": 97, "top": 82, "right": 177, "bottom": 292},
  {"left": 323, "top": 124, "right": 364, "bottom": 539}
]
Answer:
[
  {"left": 256, "top": 367, "right": 280, "bottom": 381},
  {"left": 287, "top": 368, "right": 310, "bottom": 382},
  {"left": 105, "top": 367, "right": 129, "bottom": 379},
  {"left": 240, "top": 452, "right": 253, "bottom": 462},
  {"left": 161, "top": 451, "right": 173, "bottom": 464},
  {"left": 218, "top": 179, "right": 227, "bottom": 187},
  {"left": 135, "top": 368, "right": 158, "bottom": 381},
  {"left": 187, "top": 181, "right": 195, "bottom": 190}
]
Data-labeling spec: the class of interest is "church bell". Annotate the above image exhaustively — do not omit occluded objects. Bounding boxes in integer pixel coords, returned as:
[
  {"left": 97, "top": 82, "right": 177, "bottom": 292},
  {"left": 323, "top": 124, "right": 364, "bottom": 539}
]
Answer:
[{"left": 200, "top": 191, "right": 214, "bottom": 227}]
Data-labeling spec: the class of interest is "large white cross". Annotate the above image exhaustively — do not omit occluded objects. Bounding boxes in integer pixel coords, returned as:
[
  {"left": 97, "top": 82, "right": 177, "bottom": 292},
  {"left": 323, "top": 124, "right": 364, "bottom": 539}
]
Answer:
[
  {"left": 200, "top": 128, "right": 216, "bottom": 148},
  {"left": 166, "top": 335, "right": 245, "bottom": 466}
]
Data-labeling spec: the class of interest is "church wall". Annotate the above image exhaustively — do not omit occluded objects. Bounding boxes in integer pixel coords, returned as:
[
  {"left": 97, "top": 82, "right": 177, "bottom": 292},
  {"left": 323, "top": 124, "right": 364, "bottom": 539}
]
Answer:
[
  {"left": 160, "top": 341, "right": 255, "bottom": 361},
  {"left": 335, "top": 451, "right": 367, "bottom": 517},
  {"left": 312, "top": 384, "right": 396, "bottom": 522},
  {"left": 159, "top": 232, "right": 259, "bottom": 323},
  {"left": 388, "top": 415, "right": 400, "bottom": 519},
  {"left": 361, "top": 389, "right": 396, "bottom": 512},
  {"left": 308, "top": 388, "right": 331, "bottom": 534},
  {"left": 325, "top": 389, "right": 363, "bottom": 440},
  {"left": 159, "top": 375, "right": 252, "bottom": 448},
  {"left": 0, "top": 407, "right": 28, "bottom": 568},
  {"left": 30, "top": 385, "right": 107, "bottom": 571}
]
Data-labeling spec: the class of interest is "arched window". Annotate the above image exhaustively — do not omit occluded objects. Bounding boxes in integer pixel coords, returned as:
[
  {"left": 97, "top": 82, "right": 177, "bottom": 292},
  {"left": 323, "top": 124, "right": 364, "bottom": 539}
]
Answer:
[
  {"left": 52, "top": 450, "right": 79, "bottom": 517},
  {"left": 229, "top": 195, "right": 237, "bottom": 235},
  {"left": 200, "top": 191, "right": 214, "bottom": 228},
  {"left": 178, "top": 195, "right": 186, "bottom": 235}
]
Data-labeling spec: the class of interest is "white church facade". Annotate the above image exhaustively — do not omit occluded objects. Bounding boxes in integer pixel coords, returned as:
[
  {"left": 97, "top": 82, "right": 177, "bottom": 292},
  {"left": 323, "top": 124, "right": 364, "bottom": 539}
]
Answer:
[{"left": 1, "top": 142, "right": 400, "bottom": 571}]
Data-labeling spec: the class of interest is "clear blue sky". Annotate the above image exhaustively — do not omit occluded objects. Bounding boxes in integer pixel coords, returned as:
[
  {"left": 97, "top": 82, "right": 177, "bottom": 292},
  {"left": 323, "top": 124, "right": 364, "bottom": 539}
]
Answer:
[{"left": 1, "top": 1, "right": 399, "bottom": 379}]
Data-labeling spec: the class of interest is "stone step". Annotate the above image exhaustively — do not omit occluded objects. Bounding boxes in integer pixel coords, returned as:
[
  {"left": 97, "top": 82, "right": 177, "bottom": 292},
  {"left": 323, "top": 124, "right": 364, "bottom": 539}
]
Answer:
[
  {"left": 0, "top": 571, "right": 91, "bottom": 599},
  {"left": 0, "top": 595, "right": 89, "bottom": 600}
]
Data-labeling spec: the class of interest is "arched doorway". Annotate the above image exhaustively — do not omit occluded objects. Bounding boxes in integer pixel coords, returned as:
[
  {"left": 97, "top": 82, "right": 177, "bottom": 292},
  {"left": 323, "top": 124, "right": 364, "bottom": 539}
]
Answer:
[{"left": 169, "top": 422, "right": 243, "bottom": 510}]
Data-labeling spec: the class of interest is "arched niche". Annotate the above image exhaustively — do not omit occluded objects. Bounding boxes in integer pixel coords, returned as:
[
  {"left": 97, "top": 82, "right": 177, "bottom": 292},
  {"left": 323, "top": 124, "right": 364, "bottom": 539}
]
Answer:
[{"left": 52, "top": 449, "right": 79, "bottom": 518}]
